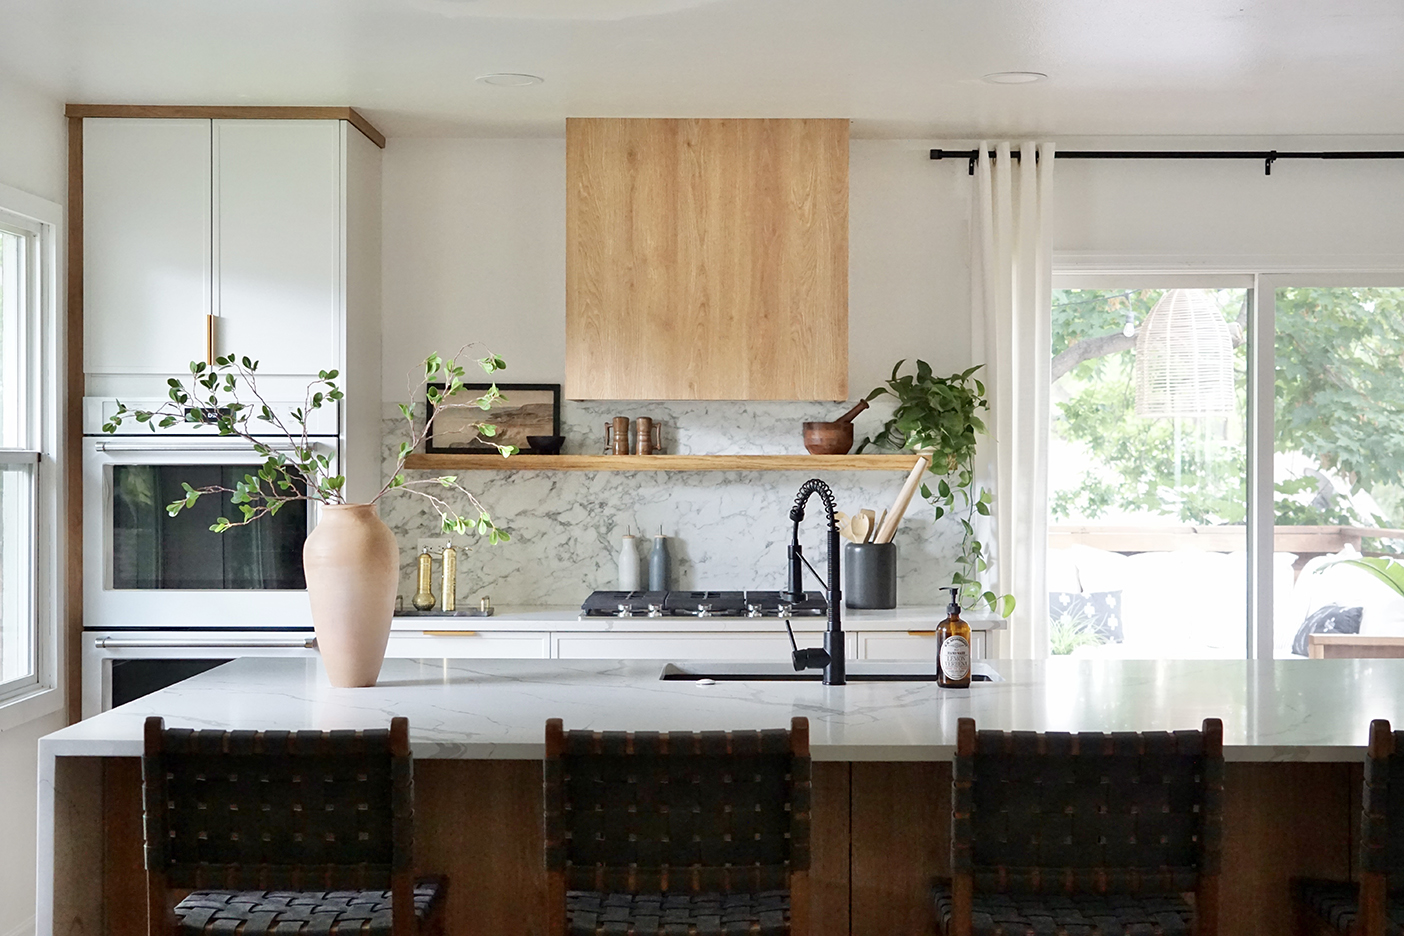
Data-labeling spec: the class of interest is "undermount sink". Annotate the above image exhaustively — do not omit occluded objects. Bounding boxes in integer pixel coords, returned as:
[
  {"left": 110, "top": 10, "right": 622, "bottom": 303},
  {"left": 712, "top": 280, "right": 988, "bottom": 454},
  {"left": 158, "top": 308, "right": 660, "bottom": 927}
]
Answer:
[{"left": 659, "top": 661, "right": 1003, "bottom": 682}]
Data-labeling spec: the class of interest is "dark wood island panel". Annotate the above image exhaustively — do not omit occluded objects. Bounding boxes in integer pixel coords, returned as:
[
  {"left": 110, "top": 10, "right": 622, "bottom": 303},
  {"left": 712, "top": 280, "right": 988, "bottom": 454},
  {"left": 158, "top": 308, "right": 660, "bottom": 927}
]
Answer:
[{"left": 87, "top": 758, "right": 1361, "bottom": 936}]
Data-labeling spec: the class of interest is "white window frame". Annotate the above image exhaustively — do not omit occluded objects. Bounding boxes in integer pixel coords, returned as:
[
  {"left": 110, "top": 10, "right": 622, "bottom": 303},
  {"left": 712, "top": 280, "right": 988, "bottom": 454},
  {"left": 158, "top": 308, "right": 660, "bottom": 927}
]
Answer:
[{"left": 0, "top": 180, "right": 63, "bottom": 729}]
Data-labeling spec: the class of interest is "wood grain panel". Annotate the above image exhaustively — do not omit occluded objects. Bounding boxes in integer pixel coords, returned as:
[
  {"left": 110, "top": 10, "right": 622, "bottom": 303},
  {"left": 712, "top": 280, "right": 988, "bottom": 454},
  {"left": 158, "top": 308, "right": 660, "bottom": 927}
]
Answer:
[
  {"left": 1220, "top": 762, "right": 1354, "bottom": 936},
  {"left": 51, "top": 757, "right": 107, "bottom": 936},
  {"left": 415, "top": 760, "right": 546, "bottom": 936},
  {"left": 402, "top": 453, "right": 921, "bottom": 472},
  {"left": 65, "top": 116, "right": 83, "bottom": 722},
  {"left": 566, "top": 118, "right": 848, "bottom": 401},
  {"left": 63, "top": 105, "right": 386, "bottom": 148},
  {"left": 808, "top": 761, "right": 851, "bottom": 936},
  {"left": 850, "top": 762, "right": 949, "bottom": 934},
  {"left": 102, "top": 757, "right": 147, "bottom": 936}
]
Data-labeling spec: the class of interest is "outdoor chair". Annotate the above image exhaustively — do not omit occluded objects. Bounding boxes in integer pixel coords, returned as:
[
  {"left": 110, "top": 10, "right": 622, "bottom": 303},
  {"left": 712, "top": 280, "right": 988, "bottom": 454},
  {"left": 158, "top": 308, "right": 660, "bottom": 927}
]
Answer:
[
  {"left": 141, "top": 715, "right": 446, "bottom": 936},
  {"left": 543, "top": 716, "right": 811, "bottom": 936},
  {"left": 935, "top": 716, "right": 1224, "bottom": 936}
]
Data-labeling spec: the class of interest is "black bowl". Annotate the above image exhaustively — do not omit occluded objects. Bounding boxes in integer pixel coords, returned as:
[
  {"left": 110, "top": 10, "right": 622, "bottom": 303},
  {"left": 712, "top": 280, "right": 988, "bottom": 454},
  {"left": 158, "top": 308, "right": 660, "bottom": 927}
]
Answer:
[{"left": 526, "top": 435, "right": 566, "bottom": 455}]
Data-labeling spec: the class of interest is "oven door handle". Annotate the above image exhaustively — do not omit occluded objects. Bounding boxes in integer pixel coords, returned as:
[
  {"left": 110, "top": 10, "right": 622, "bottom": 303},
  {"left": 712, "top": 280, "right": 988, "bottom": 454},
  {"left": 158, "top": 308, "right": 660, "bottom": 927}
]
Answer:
[
  {"left": 94, "top": 637, "right": 317, "bottom": 649},
  {"left": 92, "top": 440, "right": 317, "bottom": 454}
]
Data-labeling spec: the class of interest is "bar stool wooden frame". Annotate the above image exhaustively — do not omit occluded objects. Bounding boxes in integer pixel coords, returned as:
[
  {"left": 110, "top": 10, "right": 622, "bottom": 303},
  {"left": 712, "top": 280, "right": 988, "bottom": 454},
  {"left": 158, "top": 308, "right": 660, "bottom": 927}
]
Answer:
[
  {"left": 942, "top": 716, "right": 1224, "bottom": 936},
  {"left": 543, "top": 716, "right": 812, "bottom": 935},
  {"left": 141, "top": 715, "right": 445, "bottom": 936}
]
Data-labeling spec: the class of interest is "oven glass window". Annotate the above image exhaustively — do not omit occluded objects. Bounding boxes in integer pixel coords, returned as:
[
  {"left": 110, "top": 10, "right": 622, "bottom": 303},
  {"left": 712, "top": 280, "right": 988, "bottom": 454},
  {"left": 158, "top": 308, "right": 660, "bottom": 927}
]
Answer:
[{"left": 111, "top": 465, "right": 308, "bottom": 589}]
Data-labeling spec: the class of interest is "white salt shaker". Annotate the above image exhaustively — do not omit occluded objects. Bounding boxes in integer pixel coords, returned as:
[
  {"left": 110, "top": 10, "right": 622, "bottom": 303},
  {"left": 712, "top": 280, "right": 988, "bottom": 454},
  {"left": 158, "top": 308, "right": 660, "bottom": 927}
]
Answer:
[{"left": 618, "top": 528, "right": 642, "bottom": 591}]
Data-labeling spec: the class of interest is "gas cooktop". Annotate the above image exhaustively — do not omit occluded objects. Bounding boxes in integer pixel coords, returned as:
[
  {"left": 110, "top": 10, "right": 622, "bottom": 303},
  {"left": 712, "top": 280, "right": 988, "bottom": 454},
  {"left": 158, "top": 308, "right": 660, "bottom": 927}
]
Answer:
[{"left": 581, "top": 590, "right": 828, "bottom": 618}]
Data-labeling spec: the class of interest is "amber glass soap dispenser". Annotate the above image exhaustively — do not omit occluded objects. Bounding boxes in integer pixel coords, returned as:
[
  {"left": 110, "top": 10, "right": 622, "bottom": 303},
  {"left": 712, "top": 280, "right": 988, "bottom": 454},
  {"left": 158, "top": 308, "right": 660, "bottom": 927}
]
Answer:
[{"left": 936, "top": 587, "right": 972, "bottom": 688}]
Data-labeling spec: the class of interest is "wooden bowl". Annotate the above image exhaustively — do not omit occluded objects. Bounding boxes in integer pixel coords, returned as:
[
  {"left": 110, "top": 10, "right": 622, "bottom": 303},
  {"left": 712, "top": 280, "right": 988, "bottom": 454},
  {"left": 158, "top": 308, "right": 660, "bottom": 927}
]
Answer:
[{"left": 803, "top": 421, "right": 854, "bottom": 455}]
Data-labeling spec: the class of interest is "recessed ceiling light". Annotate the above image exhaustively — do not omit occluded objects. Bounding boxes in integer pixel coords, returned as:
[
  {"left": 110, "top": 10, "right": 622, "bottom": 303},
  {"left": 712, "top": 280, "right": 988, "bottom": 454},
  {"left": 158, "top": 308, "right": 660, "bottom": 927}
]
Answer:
[
  {"left": 476, "top": 73, "right": 545, "bottom": 87},
  {"left": 982, "top": 71, "right": 1048, "bottom": 85}
]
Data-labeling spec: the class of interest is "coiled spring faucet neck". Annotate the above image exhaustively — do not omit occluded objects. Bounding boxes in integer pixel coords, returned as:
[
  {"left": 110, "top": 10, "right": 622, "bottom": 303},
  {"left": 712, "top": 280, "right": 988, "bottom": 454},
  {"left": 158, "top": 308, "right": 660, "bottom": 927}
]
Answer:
[{"left": 784, "top": 479, "right": 845, "bottom": 686}]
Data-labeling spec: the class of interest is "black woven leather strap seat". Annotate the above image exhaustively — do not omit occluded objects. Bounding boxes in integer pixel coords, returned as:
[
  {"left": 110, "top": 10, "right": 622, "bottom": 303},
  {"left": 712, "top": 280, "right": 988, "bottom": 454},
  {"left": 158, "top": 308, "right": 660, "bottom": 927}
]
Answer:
[
  {"left": 543, "top": 718, "right": 811, "bottom": 936},
  {"left": 1293, "top": 879, "right": 1404, "bottom": 935},
  {"left": 934, "top": 884, "right": 1194, "bottom": 936},
  {"left": 173, "top": 880, "right": 445, "bottom": 935},
  {"left": 564, "top": 889, "right": 789, "bottom": 936}
]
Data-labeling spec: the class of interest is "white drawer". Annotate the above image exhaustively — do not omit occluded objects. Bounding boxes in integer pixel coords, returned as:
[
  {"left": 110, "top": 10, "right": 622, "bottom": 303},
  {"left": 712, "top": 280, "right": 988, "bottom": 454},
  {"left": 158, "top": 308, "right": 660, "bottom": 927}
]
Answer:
[
  {"left": 857, "top": 630, "right": 986, "bottom": 661},
  {"left": 386, "top": 631, "right": 551, "bottom": 659},
  {"left": 553, "top": 631, "right": 857, "bottom": 661}
]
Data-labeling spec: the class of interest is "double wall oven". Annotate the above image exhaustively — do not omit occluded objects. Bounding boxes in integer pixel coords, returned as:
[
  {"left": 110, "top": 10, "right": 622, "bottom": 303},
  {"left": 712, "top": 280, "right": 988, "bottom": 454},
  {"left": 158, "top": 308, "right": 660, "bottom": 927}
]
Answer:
[{"left": 81, "top": 397, "right": 336, "bottom": 716}]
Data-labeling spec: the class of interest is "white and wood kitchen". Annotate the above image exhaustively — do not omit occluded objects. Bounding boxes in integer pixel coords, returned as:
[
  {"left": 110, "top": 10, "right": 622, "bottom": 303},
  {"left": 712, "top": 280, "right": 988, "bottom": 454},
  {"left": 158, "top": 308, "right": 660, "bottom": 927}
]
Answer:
[{"left": 6, "top": 4, "right": 1404, "bottom": 936}]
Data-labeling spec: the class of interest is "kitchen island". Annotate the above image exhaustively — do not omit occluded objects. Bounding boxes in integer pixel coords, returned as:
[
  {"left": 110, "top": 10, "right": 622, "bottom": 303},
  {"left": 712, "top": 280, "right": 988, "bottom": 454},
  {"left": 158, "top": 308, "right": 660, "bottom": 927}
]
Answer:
[{"left": 40, "top": 657, "right": 1404, "bottom": 936}]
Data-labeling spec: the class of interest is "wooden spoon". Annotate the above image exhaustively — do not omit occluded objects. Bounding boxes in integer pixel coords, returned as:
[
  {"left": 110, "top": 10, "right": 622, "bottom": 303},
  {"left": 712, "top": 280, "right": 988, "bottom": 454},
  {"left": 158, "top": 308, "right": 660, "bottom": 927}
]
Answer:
[
  {"left": 859, "top": 509, "right": 877, "bottom": 543},
  {"left": 835, "top": 511, "right": 860, "bottom": 543},
  {"left": 849, "top": 511, "right": 872, "bottom": 544}
]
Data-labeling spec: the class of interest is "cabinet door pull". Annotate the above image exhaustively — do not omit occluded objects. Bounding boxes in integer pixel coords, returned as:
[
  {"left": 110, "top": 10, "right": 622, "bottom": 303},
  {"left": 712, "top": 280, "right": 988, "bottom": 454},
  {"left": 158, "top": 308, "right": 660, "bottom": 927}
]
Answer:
[
  {"left": 205, "top": 313, "right": 216, "bottom": 365},
  {"left": 423, "top": 630, "right": 479, "bottom": 637},
  {"left": 907, "top": 630, "right": 937, "bottom": 636}
]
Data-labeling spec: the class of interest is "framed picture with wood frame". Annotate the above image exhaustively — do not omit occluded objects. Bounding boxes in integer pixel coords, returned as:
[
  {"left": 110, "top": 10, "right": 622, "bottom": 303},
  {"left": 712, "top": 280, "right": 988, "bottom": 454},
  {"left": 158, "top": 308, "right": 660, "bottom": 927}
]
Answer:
[{"left": 424, "top": 383, "right": 562, "bottom": 454}]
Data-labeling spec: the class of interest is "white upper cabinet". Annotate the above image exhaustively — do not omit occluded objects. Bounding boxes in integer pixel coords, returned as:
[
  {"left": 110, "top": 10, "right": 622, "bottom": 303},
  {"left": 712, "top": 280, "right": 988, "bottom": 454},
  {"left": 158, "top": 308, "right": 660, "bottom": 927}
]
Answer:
[
  {"left": 84, "top": 119, "right": 212, "bottom": 375},
  {"left": 213, "top": 120, "right": 340, "bottom": 375},
  {"left": 84, "top": 118, "right": 345, "bottom": 378}
]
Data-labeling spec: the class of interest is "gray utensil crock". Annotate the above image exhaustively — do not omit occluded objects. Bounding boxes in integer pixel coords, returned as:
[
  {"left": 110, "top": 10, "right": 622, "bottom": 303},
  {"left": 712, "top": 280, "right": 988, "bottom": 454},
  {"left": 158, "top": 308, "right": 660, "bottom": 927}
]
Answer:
[{"left": 845, "top": 542, "right": 897, "bottom": 609}]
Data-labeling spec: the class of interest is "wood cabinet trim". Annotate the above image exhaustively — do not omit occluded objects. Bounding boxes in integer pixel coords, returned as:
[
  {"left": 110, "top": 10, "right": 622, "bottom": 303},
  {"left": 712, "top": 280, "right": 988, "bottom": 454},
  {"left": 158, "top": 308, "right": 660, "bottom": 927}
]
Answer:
[
  {"left": 65, "top": 116, "right": 83, "bottom": 723},
  {"left": 63, "top": 105, "right": 386, "bottom": 149}
]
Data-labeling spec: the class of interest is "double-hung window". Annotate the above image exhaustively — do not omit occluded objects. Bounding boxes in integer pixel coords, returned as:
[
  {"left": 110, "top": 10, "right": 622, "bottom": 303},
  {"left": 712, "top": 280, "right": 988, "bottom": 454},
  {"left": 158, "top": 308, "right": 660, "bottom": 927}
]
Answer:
[{"left": 0, "top": 182, "right": 61, "bottom": 723}]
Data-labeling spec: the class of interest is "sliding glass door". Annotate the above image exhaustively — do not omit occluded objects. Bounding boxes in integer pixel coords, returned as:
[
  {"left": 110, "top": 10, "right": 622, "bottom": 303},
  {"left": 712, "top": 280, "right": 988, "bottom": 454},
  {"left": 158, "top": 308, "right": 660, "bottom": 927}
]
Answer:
[
  {"left": 1048, "top": 278, "right": 1251, "bottom": 658},
  {"left": 1263, "top": 281, "right": 1404, "bottom": 659},
  {"left": 1048, "top": 274, "right": 1404, "bottom": 659}
]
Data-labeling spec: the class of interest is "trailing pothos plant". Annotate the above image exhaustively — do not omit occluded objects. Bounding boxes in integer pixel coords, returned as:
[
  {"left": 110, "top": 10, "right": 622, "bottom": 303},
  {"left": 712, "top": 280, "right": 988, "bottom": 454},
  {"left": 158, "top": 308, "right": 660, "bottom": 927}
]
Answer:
[
  {"left": 102, "top": 350, "right": 515, "bottom": 543},
  {"left": 856, "top": 359, "right": 1015, "bottom": 618}
]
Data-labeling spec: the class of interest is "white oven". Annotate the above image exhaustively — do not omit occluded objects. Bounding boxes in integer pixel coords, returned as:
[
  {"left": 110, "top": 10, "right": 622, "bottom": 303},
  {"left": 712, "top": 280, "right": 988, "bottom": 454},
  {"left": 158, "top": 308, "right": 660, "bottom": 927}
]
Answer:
[
  {"left": 82, "top": 397, "right": 338, "bottom": 633},
  {"left": 81, "top": 630, "right": 319, "bottom": 718}
]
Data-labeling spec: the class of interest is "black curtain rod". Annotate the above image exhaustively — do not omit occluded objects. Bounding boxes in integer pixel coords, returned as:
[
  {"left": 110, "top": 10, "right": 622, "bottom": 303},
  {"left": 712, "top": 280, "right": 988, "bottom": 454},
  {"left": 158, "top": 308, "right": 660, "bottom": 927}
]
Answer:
[{"left": 929, "top": 147, "right": 1404, "bottom": 176}]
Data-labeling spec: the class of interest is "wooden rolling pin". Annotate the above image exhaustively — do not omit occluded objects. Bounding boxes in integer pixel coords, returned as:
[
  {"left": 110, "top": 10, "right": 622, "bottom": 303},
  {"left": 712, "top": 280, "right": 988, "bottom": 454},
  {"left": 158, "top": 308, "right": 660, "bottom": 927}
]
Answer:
[{"left": 874, "top": 454, "right": 930, "bottom": 544}]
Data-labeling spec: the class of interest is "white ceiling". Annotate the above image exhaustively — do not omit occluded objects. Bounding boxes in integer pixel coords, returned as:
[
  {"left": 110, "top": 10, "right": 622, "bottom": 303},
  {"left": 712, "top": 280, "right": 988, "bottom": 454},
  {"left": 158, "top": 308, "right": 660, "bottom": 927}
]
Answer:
[{"left": 4, "top": 0, "right": 1404, "bottom": 139}]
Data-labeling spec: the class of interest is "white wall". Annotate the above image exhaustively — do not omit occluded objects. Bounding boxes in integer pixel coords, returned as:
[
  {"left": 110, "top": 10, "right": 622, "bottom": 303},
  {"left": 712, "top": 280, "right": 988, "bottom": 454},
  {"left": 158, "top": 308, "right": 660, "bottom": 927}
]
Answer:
[
  {"left": 0, "top": 70, "right": 66, "bottom": 936},
  {"left": 1052, "top": 138, "right": 1404, "bottom": 268},
  {"left": 381, "top": 137, "right": 974, "bottom": 397}
]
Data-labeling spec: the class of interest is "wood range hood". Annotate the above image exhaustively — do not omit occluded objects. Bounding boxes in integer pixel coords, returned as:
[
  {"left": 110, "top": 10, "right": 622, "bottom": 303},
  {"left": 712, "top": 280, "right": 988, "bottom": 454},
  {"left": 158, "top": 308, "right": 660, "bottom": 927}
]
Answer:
[{"left": 565, "top": 117, "right": 849, "bottom": 402}]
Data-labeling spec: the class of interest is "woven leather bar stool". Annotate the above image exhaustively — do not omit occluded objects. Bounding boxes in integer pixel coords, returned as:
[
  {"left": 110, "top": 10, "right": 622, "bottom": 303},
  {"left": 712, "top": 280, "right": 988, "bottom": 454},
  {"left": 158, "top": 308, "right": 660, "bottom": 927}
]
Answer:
[
  {"left": 1292, "top": 719, "right": 1404, "bottom": 936},
  {"left": 141, "top": 715, "right": 446, "bottom": 936},
  {"left": 542, "top": 716, "right": 811, "bottom": 936},
  {"left": 935, "top": 716, "right": 1224, "bottom": 936}
]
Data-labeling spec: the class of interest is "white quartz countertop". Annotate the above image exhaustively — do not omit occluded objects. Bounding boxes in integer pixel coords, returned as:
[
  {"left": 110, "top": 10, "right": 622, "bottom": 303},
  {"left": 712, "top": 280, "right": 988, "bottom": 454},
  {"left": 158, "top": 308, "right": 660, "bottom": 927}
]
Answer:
[
  {"left": 388, "top": 605, "right": 1005, "bottom": 632},
  {"left": 42, "top": 657, "right": 1404, "bottom": 762}
]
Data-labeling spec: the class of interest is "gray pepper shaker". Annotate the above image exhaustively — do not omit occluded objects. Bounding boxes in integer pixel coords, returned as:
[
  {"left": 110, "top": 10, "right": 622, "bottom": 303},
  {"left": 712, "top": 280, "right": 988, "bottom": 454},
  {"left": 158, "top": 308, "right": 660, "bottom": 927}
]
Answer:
[{"left": 648, "top": 529, "right": 670, "bottom": 592}]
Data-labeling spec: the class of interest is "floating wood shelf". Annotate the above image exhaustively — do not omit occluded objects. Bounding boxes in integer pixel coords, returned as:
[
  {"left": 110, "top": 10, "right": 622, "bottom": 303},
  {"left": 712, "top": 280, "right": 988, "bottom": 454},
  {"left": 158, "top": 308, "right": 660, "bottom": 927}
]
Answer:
[{"left": 402, "top": 453, "right": 922, "bottom": 472}]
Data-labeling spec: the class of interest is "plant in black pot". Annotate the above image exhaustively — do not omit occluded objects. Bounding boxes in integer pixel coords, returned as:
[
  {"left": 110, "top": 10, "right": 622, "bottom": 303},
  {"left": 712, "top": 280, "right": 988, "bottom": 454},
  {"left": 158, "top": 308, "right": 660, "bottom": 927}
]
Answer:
[{"left": 857, "top": 359, "right": 1015, "bottom": 617}]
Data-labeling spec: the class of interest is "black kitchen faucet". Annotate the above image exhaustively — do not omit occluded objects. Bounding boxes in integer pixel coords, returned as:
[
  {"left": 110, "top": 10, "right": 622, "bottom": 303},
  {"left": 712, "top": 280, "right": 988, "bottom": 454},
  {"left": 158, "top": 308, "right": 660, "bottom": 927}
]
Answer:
[{"left": 781, "top": 478, "right": 845, "bottom": 685}]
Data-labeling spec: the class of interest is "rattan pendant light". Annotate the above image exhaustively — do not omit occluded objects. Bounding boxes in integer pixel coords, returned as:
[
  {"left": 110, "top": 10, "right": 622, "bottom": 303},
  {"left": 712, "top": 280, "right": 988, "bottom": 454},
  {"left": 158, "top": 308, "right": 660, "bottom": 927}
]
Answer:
[{"left": 1134, "top": 289, "right": 1236, "bottom": 418}]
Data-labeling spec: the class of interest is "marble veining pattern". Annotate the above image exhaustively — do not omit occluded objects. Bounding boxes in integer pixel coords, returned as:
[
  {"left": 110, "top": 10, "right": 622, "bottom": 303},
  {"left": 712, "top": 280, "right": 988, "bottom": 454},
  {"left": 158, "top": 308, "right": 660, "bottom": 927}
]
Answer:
[
  {"left": 379, "top": 403, "right": 965, "bottom": 607},
  {"left": 39, "top": 656, "right": 1404, "bottom": 763}
]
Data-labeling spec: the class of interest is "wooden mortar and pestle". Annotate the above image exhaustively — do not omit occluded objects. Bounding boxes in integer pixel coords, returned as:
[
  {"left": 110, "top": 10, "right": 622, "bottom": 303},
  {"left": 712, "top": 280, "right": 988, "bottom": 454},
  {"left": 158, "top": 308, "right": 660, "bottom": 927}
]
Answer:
[{"left": 803, "top": 400, "right": 870, "bottom": 455}]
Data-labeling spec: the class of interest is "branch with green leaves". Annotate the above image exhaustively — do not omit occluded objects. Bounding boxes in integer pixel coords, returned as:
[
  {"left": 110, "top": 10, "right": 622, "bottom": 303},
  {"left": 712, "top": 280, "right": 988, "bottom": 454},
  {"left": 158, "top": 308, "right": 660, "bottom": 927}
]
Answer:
[
  {"left": 379, "top": 350, "right": 516, "bottom": 542},
  {"left": 858, "top": 359, "right": 1015, "bottom": 618},
  {"left": 101, "top": 350, "right": 513, "bottom": 543}
]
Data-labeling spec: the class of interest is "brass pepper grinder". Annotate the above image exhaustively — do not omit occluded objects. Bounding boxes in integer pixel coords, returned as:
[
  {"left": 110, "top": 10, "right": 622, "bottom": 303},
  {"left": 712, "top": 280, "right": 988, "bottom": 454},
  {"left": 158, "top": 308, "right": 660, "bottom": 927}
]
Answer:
[
  {"left": 441, "top": 542, "right": 458, "bottom": 613},
  {"left": 412, "top": 547, "right": 437, "bottom": 612}
]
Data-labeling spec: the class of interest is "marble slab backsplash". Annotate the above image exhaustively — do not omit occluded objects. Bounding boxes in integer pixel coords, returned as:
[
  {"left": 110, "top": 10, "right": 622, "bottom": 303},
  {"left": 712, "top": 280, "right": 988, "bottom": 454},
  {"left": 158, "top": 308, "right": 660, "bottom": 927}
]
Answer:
[{"left": 379, "top": 401, "right": 964, "bottom": 607}]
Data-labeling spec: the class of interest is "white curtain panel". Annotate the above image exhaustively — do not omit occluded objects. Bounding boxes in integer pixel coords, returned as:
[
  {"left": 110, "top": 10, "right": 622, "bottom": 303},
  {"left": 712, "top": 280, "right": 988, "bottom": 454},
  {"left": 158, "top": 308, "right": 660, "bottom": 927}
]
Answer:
[{"left": 971, "top": 141, "right": 1055, "bottom": 659}]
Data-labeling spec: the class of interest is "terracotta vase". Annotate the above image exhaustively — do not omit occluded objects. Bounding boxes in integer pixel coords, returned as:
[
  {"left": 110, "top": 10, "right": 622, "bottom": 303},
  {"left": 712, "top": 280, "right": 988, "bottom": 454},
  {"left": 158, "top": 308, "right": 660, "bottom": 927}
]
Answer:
[{"left": 302, "top": 503, "right": 399, "bottom": 687}]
